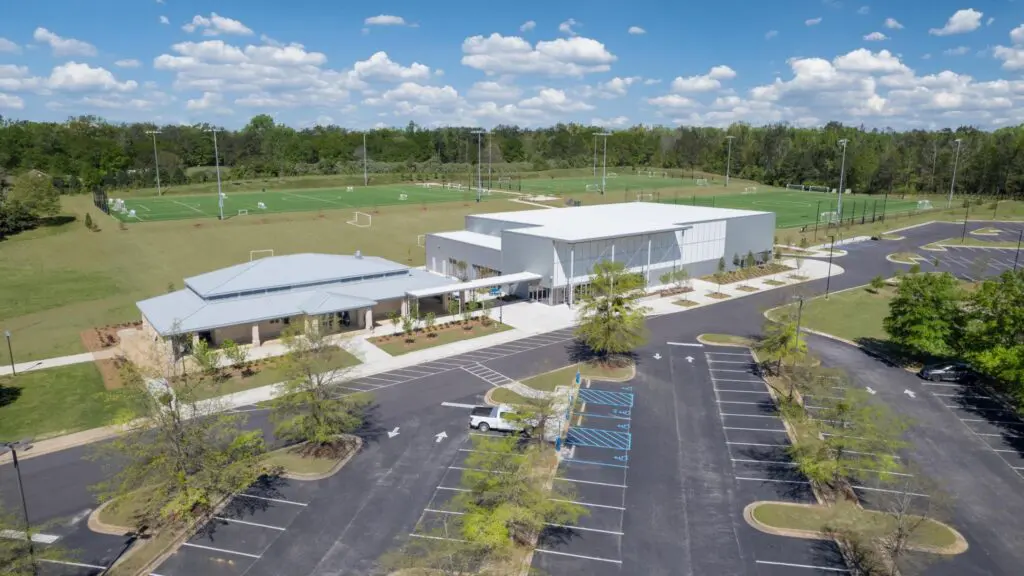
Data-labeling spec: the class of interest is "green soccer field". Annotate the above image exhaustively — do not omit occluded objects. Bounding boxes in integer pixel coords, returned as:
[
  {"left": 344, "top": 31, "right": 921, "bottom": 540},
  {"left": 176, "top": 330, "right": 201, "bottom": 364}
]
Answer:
[
  {"left": 662, "top": 189, "right": 924, "bottom": 229},
  {"left": 518, "top": 173, "right": 693, "bottom": 195},
  {"left": 108, "top": 183, "right": 500, "bottom": 222}
]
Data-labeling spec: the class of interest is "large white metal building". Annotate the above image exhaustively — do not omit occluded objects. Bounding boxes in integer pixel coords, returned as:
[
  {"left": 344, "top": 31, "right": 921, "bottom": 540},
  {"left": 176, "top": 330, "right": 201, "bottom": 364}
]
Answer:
[{"left": 425, "top": 202, "right": 775, "bottom": 306}]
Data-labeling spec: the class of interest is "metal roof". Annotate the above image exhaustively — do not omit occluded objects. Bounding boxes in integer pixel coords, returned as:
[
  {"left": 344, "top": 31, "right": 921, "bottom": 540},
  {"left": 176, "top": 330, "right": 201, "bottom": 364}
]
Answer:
[
  {"left": 139, "top": 257, "right": 453, "bottom": 336},
  {"left": 184, "top": 253, "right": 408, "bottom": 298},
  {"left": 406, "top": 271, "right": 542, "bottom": 298},
  {"left": 429, "top": 230, "right": 502, "bottom": 251},
  {"left": 469, "top": 202, "right": 768, "bottom": 243}
]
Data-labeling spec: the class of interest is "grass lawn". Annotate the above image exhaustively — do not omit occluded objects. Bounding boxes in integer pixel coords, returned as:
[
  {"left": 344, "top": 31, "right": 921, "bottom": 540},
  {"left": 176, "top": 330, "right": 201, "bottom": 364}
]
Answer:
[
  {"left": 769, "top": 285, "right": 895, "bottom": 343},
  {"left": 970, "top": 227, "right": 1002, "bottom": 235},
  {"left": 0, "top": 363, "right": 132, "bottom": 442},
  {"left": 751, "top": 501, "right": 960, "bottom": 550},
  {"left": 763, "top": 279, "right": 787, "bottom": 286},
  {"left": 188, "top": 346, "right": 361, "bottom": 401},
  {"left": 369, "top": 320, "right": 512, "bottom": 356},
  {"left": 98, "top": 489, "right": 158, "bottom": 529},
  {"left": 490, "top": 388, "right": 530, "bottom": 405},
  {"left": 926, "top": 236, "right": 1020, "bottom": 249},
  {"left": 699, "top": 334, "right": 755, "bottom": 347},
  {"left": 262, "top": 438, "right": 358, "bottom": 476},
  {"left": 521, "top": 362, "right": 634, "bottom": 392},
  {"left": 890, "top": 252, "right": 923, "bottom": 264}
]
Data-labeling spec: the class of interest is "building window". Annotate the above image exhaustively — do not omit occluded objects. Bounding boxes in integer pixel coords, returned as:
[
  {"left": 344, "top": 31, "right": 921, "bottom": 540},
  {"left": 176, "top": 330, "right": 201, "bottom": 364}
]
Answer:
[{"left": 472, "top": 264, "right": 501, "bottom": 279}]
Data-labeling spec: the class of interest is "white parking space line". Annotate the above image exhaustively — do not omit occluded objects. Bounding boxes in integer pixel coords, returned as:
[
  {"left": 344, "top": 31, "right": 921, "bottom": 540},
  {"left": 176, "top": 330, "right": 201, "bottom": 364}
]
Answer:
[
  {"left": 0, "top": 530, "right": 60, "bottom": 543},
  {"left": 932, "top": 393, "right": 991, "bottom": 398},
  {"left": 711, "top": 378, "right": 765, "bottom": 383},
  {"left": 442, "top": 402, "right": 478, "bottom": 409},
  {"left": 724, "top": 427, "right": 788, "bottom": 433},
  {"left": 182, "top": 542, "right": 262, "bottom": 558},
  {"left": 727, "top": 442, "right": 790, "bottom": 447},
  {"left": 213, "top": 517, "right": 286, "bottom": 531},
  {"left": 667, "top": 341, "right": 704, "bottom": 347},
  {"left": 852, "top": 485, "right": 929, "bottom": 498},
  {"left": 555, "top": 477, "right": 627, "bottom": 488},
  {"left": 735, "top": 477, "right": 810, "bottom": 485},
  {"left": 546, "top": 523, "right": 623, "bottom": 535},
  {"left": 390, "top": 368, "right": 437, "bottom": 377},
  {"left": 234, "top": 494, "right": 308, "bottom": 506},
  {"left": 549, "top": 498, "right": 625, "bottom": 510},
  {"left": 732, "top": 458, "right": 797, "bottom": 466},
  {"left": 704, "top": 351, "right": 752, "bottom": 356},
  {"left": 756, "top": 560, "right": 850, "bottom": 572},
  {"left": 436, "top": 486, "right": 470, "bottom": 492},
  {"left": 721, "top": 413, "right": 780, "bottom": 419},
  {"left": 708, "top": 360, "right": 755, "bottom": 364},
  {"left": 409, "top": 533, "right": 468, "bottom": 543},
  {"left": 534, "top": 549, "right": 623, "bottom": 564},
  {"left": 715, "top": 389, "right": 771, "bottom": 394},
  {"left": 961, "top": 418, "right": 1023, "bottom": 425},
  {"left": 710, "top": 368, "right": 756, "bottom": 373},
  {"left": 922, "top": 382, "right": 962, "bottom": 387},
  {"left": 360, "top": 375, "right": 402, "bottom": 384},
  {"left": 39, "top": 559, "right": 108, "bottom": 571},
  {"left": 717, "top": 400, "right": 765, "bottom": 405}
]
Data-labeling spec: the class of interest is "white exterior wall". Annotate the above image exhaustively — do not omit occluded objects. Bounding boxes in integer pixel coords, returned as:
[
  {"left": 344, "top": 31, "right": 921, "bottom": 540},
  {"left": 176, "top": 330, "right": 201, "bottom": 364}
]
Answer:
[
  {"left": 465, "top": 215, "right": 531, "bottom": 237},
  {"left": 501, "top": 231, "right": 554, "bottom": 287},
  {"left": 424, "top": 234, "right": 503, "bottom": 279}
]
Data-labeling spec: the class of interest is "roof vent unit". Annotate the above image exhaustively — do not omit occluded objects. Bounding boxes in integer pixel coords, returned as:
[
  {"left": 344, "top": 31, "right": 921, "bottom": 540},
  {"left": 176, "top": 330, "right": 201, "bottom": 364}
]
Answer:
[{"left": 355, "top": 250, "right": 362, "bottom": 259}]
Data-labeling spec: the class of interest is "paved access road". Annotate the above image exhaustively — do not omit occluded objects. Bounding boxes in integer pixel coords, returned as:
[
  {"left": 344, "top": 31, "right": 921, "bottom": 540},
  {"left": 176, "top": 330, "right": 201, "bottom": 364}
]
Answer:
[{"left": 3, "top": 220, "right": 1022, "bottom": 575}]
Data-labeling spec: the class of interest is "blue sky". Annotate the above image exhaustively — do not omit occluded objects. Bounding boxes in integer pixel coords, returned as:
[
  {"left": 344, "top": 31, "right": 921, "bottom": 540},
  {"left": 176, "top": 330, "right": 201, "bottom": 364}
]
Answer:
[{"left": 1, "top": 0, "right": 1022, "bottom": 129}]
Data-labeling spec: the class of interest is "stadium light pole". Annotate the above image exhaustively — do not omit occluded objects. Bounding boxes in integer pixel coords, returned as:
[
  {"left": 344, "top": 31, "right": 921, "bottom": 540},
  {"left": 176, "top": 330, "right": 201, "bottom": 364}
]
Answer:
[
  {"left": 472, "top": 129, "right": 486, "bottom": 202},
  {"left": 725, "top": 135, "right": 735, "bottom": 188},
  {"left": 592, "top": 134, "right": 598, "bottom": 179},
  {"left": 598, "top": 132, "right": 611, "bottom": 195},
  {"left": 204, "top": 127, "right": 224, "bottom": 220},
  {"left": 145, "top": 130, "right": 162, "bottom": 196},
  {"left": 948, "top": 138, "right": 963, "bottom": 209},
  {"left": 362, "top": 132, "right": 368, "bottom": 187},
  {"left": 487, "top": 132, "right": 492, "bottom": 190},
  {"left": 837, "top": 138, "right": 849, "bottom": 221}
]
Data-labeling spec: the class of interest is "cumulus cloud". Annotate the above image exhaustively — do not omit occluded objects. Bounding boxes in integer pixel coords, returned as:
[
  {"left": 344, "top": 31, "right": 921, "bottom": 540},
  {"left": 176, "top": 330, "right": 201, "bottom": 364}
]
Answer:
[
  {"left": 884, "top": 17, "right": 903, "bottom": 30},
  {"left": 559, "top": 18, "right": 581, "bottom": 36},
  {"left": 944, "top": 46, "right": 970, "bottom": 56},
  {"left": 160, "top": 16, "right": 170, "bottom": 25},
  {"left": 0, "top": 93, "right": 24, "bottom": 109},
  {"left": 591, "top": 116, "right": 629, "bottom": 128},
  {"left": 520, "top": 20, "right": 536, "bottom": 32},
  {"left": 33, "top": 28, "right": 97, "bottom": 57},
  {"left": 467, "top": 80, "right": 522, "bottom": 100},
  {"left": 628, "top": 26, "right": 646, "bottom": 35},
  {"left": 987, "top": 17, "right": 995, "bottom": 27},
  {"left": 857, "top": 6, "right": 870, "bottom": 15},
  {"left": 519, "top": 87, "right": 593, "bottom": 112},
  {"left": 115, "top": 59, "right": 141, "bottom": 68},
  {"left": 669, "top": 65, "right": 736, "bottom": 93},
  {"left": 364, "top": 15, "right": 412, "bottom": 27},
  {"left": 182, "top": 13, "right": 254, "bottom": 36},
  {"left": 353, "top": 51, "right": 431, "bottom": 82},
  {"left": 598, "top": 76, "right": 641, "bottom": 97},
  {"left": 0, "top": 38, "right": 20, "bottom": 54},
  {"left": 647, "top": 94, "right": 698, "bottom": 110},
  {"left": 765, "top": 30, "right": 779, "bottom": 40},
  {"left": 806, "top": 17, "right": 823, "bottom": 26},
  {"left": 186, "top": 91, "right": 224, "bottom": 110},
  {"left": 460, "top": 33, "right": 616, "bottom": 76},
  {"left": 929, "top": 9, "right": 982, "bottom": 36},
  {"left": 864, "top": 32, "right": 888, "bottom": 41},
  {"left": 47, "top": 62, "right": 138, "bottom": 92}
]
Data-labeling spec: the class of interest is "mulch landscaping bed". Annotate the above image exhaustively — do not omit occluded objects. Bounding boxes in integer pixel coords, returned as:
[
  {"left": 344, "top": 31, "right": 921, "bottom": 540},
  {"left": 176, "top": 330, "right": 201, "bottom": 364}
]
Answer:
[
  {"left": 657, "top": 286, "right": 695, "bottom": 297},
  {"left": 735, "top": 285, "right": 760, "bottom": 292},
  {"left": 707, "top": 292, "right": 731, "bottom": 299},
  {"left": 763, "top": 279, "right": 787, "bottom": 286},
  {"left": 673, "top": 299, "right": 699, "bottom": 307},
  {"left": 702, "top": 263, "right": 793, "bottom": 285}
]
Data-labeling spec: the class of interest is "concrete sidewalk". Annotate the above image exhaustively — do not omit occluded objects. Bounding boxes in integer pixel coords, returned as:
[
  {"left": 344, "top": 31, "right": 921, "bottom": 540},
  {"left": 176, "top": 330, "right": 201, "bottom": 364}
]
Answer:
[{"left": 0, "top": 349, "right": 116, "bottom": 377}]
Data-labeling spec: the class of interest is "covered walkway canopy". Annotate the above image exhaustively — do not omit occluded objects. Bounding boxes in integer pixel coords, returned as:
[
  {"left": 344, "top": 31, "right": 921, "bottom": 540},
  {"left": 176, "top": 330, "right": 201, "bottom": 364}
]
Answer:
[{"left": 405, "top": 271, "right": 542, "bottom": 299}]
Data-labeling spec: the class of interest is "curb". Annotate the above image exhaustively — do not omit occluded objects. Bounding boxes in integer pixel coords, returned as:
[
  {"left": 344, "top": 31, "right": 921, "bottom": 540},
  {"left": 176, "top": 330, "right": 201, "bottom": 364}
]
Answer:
[
  {"left": 87, "top": 499, "right": 132, "bottom": 536},
  {"left": 276, "top": 435, "right": 364, "bottom": 481}
]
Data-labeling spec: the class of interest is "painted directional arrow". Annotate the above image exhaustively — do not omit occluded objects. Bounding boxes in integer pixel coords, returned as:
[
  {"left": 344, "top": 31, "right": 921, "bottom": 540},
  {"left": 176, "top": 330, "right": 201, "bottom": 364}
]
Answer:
[
  {"left": 685, "top": 356, "right": 694, "bottom": 363},
  {"left": 865, "top": 387, "right": 876, "bottom": 395},
  {"left": 434, "top": 431, "right": 448, "bottom": 443},
  {"left": 903, "top": 389, "right": 916, "bottom": 399},
  {"left": 653, "top": 353, "right": 662, "bottom": 360},
  {"left": 387, "top": 427, "right": 400, "bottom": 439}
]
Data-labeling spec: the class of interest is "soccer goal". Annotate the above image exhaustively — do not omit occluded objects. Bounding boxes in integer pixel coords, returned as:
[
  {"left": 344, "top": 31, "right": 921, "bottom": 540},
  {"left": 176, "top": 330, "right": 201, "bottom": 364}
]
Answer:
[
  {"left": 498, "top": 176, "right": 511, "bottom": 185},
  {"left": 743, "top": 186, "right": 758, "bottom": 194},
  {"left": 820, "top": 211, "right": 840, "bottom": 225},
  {"left": 237, "top": 209, "right": 249, "bottom": 216},
  {"left": 786, "top": 184, "right": 807, "bottom": 191},
  {"left": 808, "top": 185, "right": 830, "bottom": 193},
  {"left": 917, "top": 200, "right": 934, "bottom": 211},
  {"left": 607, "top": 172, "right": 618, "bottom": 179},
  {"left": 586, "top": 184, "right": 601, "bottom": 192},
  {"left": 257, "top": 201, "right": 267, "bottom": 210},
  {"left": 250, "top": 249, "right": 274, "bottom": 261},
  {"left": 399, "top": 193, "right": 408, "bottom": 201},
  {"left": 346, "top": 186, "right": 354, "bottom": 192},
  {"left": 417, "top": 234, "right": 426, "bottom": 247},
  {"left": 636, "top": 192, "right": 654, "bottom": 202},
  {"left": 347, "top": 211, "right": 372, "bottom": 228},
  {"left": 695, "top": 178, "right": 709, "bottom": 186}
]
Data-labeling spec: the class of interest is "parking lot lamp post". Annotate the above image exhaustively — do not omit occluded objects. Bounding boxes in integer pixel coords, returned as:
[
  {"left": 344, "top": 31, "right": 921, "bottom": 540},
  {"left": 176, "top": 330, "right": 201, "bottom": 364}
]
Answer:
[
  {"left": 1, "top": 440, "right": 35, "bottom": 566},
  {"left": 4, "top": 330, "right": 13, "bottom": 375},
  {"left": 145, "top": 130, "right": 162, "bottom": 196},
  {"left": 948, "top": 138, "right": 963, "bottom": 209},
  {"left": 1015, "top": 229, "right": 1023, "bottom": 272},
  {"left": 825, "top": 235, "right": 836, "bottom": 299},
  {"left": 837, "top": 139, "right": 849, "bottom": 221},
  {"left": 725, "top": 135, "right": 735, "bottom": 187}
]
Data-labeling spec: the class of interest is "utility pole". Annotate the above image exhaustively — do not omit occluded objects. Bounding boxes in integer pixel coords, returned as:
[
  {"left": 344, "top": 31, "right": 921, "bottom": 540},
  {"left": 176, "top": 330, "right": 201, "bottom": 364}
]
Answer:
[
  {"left": 948, "top": 138, "right": 963, "bottom": 209},
  {"left": 725, "top": 135, "right": 735, "bottom": 187},
  {"left": 471, "top": 129, "right": 485, "bottom": 202},
  {"left": 145, "top": 130, "right": 162, "bottom": 196},
  {"left": 204, "top": 127, "right": 224, "bottom": 220},
  {"left": 598, "top": 132, "right": 611, "bottom": 195},
  {"left": 362, "top": 132, "right": 368, "bottom": 186},
  {"left": 837, "top": 139, "right": 849, "bottom": 220}
]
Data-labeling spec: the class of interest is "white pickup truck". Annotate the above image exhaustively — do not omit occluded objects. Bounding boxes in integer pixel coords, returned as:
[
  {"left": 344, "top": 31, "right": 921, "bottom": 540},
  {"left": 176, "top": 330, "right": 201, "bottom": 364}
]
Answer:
[{"left": 469, "top": 405, "right": 534, "bottom": 434}]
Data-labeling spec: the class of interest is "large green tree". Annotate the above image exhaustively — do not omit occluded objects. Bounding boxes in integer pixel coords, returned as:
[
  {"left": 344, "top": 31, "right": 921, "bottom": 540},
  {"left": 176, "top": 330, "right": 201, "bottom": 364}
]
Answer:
[
  {"left": 883, "top": 272, "right": 963, "bottom": 356},
  {"left": 8, "top": 172, "right": 60, "bottom": 216},
  {"left": 574, "top": 260, "right": 650, "bottom": 358},
  {"left": 959, "top": 270, "right": 1024, "bottom": 397}
]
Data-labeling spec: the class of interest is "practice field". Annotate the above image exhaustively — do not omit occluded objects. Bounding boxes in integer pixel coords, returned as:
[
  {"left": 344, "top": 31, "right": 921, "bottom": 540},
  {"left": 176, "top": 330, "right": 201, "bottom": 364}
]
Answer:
[
  {"left": 662, "top": 189, "right": 923, "bottom": 229},
  {"left": 518, "top": 173, "right": 695, "bottom": 195},
  {"left": 107, "top": 183, "right": 504, "bottom": 222}
]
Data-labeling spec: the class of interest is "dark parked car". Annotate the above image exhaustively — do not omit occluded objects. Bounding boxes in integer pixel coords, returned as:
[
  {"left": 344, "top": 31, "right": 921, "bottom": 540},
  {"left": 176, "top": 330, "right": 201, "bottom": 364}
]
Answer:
[{"left": 918, "top": 362, "right": 974, "bottom": 382}]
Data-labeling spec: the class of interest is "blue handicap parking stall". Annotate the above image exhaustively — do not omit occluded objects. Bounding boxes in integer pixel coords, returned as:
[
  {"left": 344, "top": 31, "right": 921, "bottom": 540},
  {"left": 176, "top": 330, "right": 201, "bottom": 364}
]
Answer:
[
  {"left": 578, "top": 388, "right": 634, "bottom": 407},
  {"left": 566, "top": 427, "right": 632, "bottom": 451}
]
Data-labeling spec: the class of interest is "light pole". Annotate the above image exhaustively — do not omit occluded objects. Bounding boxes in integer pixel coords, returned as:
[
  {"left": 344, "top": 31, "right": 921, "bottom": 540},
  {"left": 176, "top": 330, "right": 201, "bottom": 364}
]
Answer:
[
  {"left": 725, "top": 135, "right": 735, "bottom": 188},
  {"left": 597, "top": 132, "right": 611, "bottom": 195},
  {"left": 789, "top": 295, "right": 805, "bottom": 401},
  {"left": 1, "top": 439, "right": 36, "bottom": 566},
  {"left": 145, "top": 130, "right": 162, "bottom": 196},
  {"left": 825, "top": 235, "right": 836, "bottom": 299},
  {"left": 488, "top": 132, "right": 492, "bottom": 190},
  {"left": 837, "top": 139, "right": 849, "bottom": 222},
  {"left": 362, "top": 132, "right": 368, "bottom": 187},
  {"left": 3, "top": 330, "right": 13, "bottom": 375},
  {"left": 204, "top": 128, "right": 224, "bottom": 220},
  {"left": 471, "top": 129, "right": 486, "bottom": 202},
  {"left": 948, "top": 138, "right": 963, "bottom": 209},
  {"left": 1014, "top": 229, "right": 1022, "bottom": 272},
  {"left": 592, "top": 134, "right": 598, "bottom": 179}
]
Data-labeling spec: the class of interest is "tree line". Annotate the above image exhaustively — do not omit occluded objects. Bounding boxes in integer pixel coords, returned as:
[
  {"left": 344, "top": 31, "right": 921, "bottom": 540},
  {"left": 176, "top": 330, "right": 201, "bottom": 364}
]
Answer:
[{"left": 2, "top": 113, "right": 1024, "bottom": 198}]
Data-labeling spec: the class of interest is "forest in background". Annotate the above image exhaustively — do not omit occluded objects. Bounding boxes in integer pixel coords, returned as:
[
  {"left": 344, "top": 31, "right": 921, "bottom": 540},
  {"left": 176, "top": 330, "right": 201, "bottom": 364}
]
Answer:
[{"left": 1, "top": 113, "right": 1023, "bottom": 198}]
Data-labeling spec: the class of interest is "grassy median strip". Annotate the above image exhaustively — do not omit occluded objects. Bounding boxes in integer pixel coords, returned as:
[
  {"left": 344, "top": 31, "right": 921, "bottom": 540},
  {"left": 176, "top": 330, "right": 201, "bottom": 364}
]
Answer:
[
  {"left": 925, "top": 236, "right": 1021, "bottom": 249},
  {"left": 889, "top": 252, "right": 923, "bottom": 264},
  {"left": 768, "top": 285, "right": 894, "bottom": 343},
  {"left": 698, "top": 333, "right": 756, "bottom": 347}
]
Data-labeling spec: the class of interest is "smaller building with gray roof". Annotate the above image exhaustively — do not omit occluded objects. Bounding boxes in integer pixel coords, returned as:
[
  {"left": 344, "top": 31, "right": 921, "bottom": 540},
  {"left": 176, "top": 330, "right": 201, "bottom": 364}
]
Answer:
[{"left": 137, "top": 253, "right": 452, "bottom": 348}]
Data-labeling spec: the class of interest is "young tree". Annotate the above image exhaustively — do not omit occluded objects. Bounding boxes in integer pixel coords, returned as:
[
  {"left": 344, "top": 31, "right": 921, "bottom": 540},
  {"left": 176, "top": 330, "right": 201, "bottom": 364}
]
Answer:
[
  {"left": 883, "top": 272, "right": 963, "bottom": 357},
  {"left": 745, "top": 250, "right": 757, "bottom": 269},
  {"left": 446, "top": 295, "right": 460, "bottom": 320},
  {"left": 673, "top": 268, "right": 690, "bottom": 291},
  {"left": 869, "top": 275, "right": 887, "bottom": 293},
  {"left": 908, "top": 263, "right": 921, "bottom": 275},
  {"left": 0, "top": 501, "right": 69, "bottom": 575},
  {"left": 190, "top": 337, "right": 221, "bottom": 376},
  {"left": 760, "top": 249, "right": 772, "bottom": 265},
  {"left": 94, "top": 348, "right": 266, "bottom": 530},
  {"left": 388, "top": 310, "right": 401, "bottom": 333},
  {"left": 506, "top": 393, "right": 562, "bottom": 447},
  {"left": 479, "top": 299, "right": 492, "bottom": 326},
  {"left": 455, "top": 260, "right": 469, "bottom": 282},
  {"left": 799, "top": 236, "right": 810, "bottom": 250},
  {"left": 271, "top": 324, "right": 370, "bottom": 458},
  {"left": 424, "top": 311, "right": 437, "bottom": 335},
  {"left": 401, "top": 313, "right": 415, "bottom": 341},
  {"left": 877, "top": 472, "right": 947, "bottom": 575},
  {"left": 757, "top": 309, "right": 807, "bottom": 379},
  {"left": 659, "top": 270, "right": 673, "bottom": 290},
  {"left": 574, "top": 260, "right": 650, "bottom": 359},
  {"left": 221, "top": 339, "right": 249, "bottom": 371},
  {"left": 84, "top": 212, "right": 93, "bottom": 230},
  {"left": 732, "top": 253, "right": 741, "bottom": 268},
  {"left": 462, "top": 299, "right": 477, "bottom": 326}
]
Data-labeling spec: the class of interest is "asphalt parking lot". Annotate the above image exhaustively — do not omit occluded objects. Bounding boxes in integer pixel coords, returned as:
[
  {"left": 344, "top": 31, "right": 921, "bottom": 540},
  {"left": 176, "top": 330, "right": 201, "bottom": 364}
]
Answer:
[{"left": 929, "top": 245, "right": 1018, "bottom": 281}]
